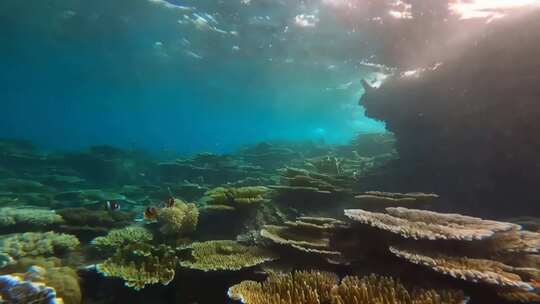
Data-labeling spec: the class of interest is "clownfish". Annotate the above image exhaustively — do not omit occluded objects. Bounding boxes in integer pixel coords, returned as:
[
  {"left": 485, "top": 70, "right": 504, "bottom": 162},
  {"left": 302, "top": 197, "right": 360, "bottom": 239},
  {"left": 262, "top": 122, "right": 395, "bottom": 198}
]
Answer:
[
  {"left": 144, "top": 206, "right": 159, "bottom": 221},
  {"left": 104, "top": 200, "right": 121, "bottom": 211}
]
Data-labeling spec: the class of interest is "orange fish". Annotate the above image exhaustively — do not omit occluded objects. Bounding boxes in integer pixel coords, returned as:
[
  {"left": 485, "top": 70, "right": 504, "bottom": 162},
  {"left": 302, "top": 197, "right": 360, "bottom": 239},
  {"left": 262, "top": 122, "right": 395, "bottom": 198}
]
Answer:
[{"left": 144, "top": 206, "right": 159, "bottom": 221}]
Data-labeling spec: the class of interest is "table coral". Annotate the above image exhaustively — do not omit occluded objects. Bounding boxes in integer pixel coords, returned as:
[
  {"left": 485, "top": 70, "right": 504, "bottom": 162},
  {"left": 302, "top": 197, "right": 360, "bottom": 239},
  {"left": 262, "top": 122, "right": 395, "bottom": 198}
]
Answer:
[
  {"left": 0, "top": 207, "right": 64, "bottom": 228},
  {"left": 96, "top": 244, "right": 177, "bottom": 290},
  {"left": 345, "top": 207, "right": 518, "bottom": 241},
  {"left": 91, "top": 226, "right": 153, "bottom": 249},
  {"left": 180, "top": 240, "right": 277, "bottom": 271},
  {"left": 0, "top": 232, "right": 80, "bottom": 258}
]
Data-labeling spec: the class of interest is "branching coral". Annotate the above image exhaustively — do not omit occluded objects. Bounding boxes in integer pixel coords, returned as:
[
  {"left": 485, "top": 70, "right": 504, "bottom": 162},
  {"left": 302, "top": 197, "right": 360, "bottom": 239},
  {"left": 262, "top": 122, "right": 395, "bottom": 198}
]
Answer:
[
  {"left": 0, "top": 232, "right": 80, "bottom": 258},
  {"left": 228, "top": 270, "right": 339, "bottom": 304},
  {"left": 96, "top": 244, "right": 177, "bottom": 290},
  {"left": 228, "top": 271, "right": 466, "bottom": 304},
  {"left": 156, "top": 200, "right": 198, "bottom": 236},
  {"left": 0, "top": 207, "right": 64, "bottom": 228},
  {"left": 345, "top": 207, "right": 518, "bottom": 241},
  {"left": 260, "top": 217, "right": 347, "bottom": 256},
  {"left": 390, "top": 246, "right": 534, "bottom": 290},
  {"left": 180, "top": 240, "right": 277, "bottom": 271},
  {"left": 91, "top": 226, "right": 153, "bottom": 250},
  {"left": 331, "top": 274, "right": 467, "bottom": 304},
  {"left": 201, "top": 186, "right": 271, "bottom": 208}
]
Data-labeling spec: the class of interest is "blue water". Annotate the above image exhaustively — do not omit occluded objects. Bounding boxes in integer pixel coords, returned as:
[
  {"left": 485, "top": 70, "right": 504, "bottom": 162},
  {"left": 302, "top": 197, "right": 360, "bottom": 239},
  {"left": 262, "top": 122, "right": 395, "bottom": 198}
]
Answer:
[{"left": 0, "top": 0, "right": 386, "bottom": 154}]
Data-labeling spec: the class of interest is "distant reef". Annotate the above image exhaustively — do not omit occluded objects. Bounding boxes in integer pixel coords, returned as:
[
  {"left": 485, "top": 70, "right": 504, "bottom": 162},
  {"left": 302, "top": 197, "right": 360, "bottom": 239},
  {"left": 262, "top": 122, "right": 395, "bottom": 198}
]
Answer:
[{"left": 360, "top": 10, "right": 540, "bottom": 217}]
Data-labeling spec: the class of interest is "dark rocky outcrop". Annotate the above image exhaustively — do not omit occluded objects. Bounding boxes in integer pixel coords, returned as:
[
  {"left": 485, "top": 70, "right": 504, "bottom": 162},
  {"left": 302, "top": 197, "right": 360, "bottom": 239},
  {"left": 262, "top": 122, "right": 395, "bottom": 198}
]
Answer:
[{"left": 360, "top": 10, "right": 540, "bottom": 217}]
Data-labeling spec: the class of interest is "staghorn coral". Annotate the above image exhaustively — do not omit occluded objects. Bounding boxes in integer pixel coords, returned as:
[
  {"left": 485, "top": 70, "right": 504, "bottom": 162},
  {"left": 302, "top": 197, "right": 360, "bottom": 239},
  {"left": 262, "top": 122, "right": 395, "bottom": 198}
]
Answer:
[
  {"left": 228, "top": 270, "right": 339, "bottom": 304},
  {"left": 228, "top": 271, "right": 466, "bottom": 304},
  {"left": 345, "top": 207, "right": 518, "bottom": 241},
  {"left": 180, "top": 240, "right": 277, "bottom": 271},
  {"left": 260, "top": 217, "right": 347, "bottom": 256},
  {"left": 156, "top": 200, "right": 199, "bottom": 236},
  {"left": 354, "top": 192, "right": 439, "bottom": 207},
  {"left": 390, "top": 246, "right": 534, "bottom": 290},
  {"left": 331, "top": 274, "right": 467, "bottom": 304},
  {"left": 201, "top": 186, "right": 271, "bottom": 208},
  {"left": 0, "top": 232, "right": 80, "bottom": 258},
  {"left": 91, "top": 225, "right": 153, "bottom": 250},
  {"left": 0, "top": 207, "right": 64, "bottom": 228},
  {"left": 96, "top": 244, "right": 177, "bottom": 290}
]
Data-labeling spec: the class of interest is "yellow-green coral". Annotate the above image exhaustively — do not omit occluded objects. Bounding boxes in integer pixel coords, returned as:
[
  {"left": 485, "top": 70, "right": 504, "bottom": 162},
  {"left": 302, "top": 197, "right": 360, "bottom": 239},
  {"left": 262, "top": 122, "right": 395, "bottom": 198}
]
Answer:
[
  {"left": 96, "top": 244, "right": 177, "bottom": 290},
  {"left": 0, "top": 207, "right": 64, "bottom": 228},
  {"left": 0, "top": 232, "right": 80, "bottom": 258},
  {"left": 180, "top": 240, "right": 278, "bottom": 271},
  {"left": 228, "top": 271, "right": 467, "bottom": 304},
  {"left": 91, "top": 226, "right": 153, "bottom": 249},
  {"left": 331, "top": 274, "right": 466, "bottom": 304},
  {"left": 201, "top": 186, "right": 270, "bottom": 208},
  {"left": 25, "top": 265, "right": 81, "bottom": 304},
  {"left": 157, "top": 201, "right": 198, "bottom": 236}
]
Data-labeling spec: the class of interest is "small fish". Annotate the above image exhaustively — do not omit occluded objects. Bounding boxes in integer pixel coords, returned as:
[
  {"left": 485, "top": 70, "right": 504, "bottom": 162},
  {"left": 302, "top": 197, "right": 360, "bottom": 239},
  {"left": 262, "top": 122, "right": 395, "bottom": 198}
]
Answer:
[
  {"left": 104, "top": 200, "right": 121, "bottom": 211},
  {"left": 164, "top": 196, "right": 175, "bottom": 208},
  {"left": 144, "top": 206, "right": 159, "bottom": 221}
]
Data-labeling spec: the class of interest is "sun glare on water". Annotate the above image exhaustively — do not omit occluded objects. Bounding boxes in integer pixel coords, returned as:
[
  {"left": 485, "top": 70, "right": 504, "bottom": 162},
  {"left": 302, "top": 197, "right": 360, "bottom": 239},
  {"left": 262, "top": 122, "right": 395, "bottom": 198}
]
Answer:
[{"left": 449, "top": 0, "right": 540, "bottom": 20}]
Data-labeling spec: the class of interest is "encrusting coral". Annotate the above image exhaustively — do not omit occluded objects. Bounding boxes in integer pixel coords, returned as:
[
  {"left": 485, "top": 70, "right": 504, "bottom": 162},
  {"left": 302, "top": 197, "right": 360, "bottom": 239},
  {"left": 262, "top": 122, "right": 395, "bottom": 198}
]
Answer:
[
  {"left": 96, "top": 244, "right": 177, "bottom": 290},
  {"left": 0, "top": 207, "right": 64, "bottom": 228},
  {"left": 0, "top": 232, "right": 80, "bottom": 258},
  {"left": 260, "top": 217, "right": 347, "bottom": 256},
  {"left": 180, "top": 240, "right": 278, "bottom": 271},
  {"left": 345, "top": 207, "right": 518, "bottom": 241},
  {"left": 26, "top": 265, "right": 82, "bottom": 304},
  {"left": 228, "top": 270, "right": 467, "bottom": 304},
  {"left": 91, "top": 225, "right": 153, "bottom": 250},
  {"left": 156, "top": 199, "right": 199, "bottom": 236}
]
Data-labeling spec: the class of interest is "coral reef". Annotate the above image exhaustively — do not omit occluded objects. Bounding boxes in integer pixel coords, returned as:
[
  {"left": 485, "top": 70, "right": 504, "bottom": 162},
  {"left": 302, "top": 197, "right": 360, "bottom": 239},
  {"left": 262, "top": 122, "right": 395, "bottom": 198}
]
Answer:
[
  {"left": 180, "top": 240, "right": 277, "bottom": 271},
  {"left": 96, "top": 244, "right": 178, "bottom": 290},
  {"left": 0, "top": 232, "right": 80, "bottom": 258},
  {"left": 228, "top": 270, "right": 466, "bottom": 304},
  {"left": 201, "top": 186, "right": 271, "bottom": 209},
  {"left": 390, "top": 246, "right": 533, "bottom": 290},
  {"left": 156, "top": 200, "right": 199, "bottom": 236},
  {"left": 25, "top": 265, "right": 82, "bottom": 304},
  {"left": 345, "top": 207, "right": 518, "bottom": 241},
  {"left": 354, "top": 192, "right": 438, "bottom": 209},
  {"left": 0, "top": 207, "right": 64, "bottom": 229},
  {"left": 359, "top": 11, "right": 540, "bottom": 217},
  {"left": 228, "top": 270, "right": 338, "bottom": 304},
  {"left": 260, "top": 217, "right": 348, "bottom": 256},
  {"left": 0, "top": 268, "right": 63, "bottom": 304},
  {"left": 91, "top": 226, "right": 153, "bottom": 250}
]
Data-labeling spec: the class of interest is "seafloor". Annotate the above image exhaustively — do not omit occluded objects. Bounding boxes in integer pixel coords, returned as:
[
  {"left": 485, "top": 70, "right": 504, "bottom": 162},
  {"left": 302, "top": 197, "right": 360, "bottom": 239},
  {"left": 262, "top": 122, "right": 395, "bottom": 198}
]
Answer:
[{"left": 0, "top": 134, "right": 538, "bottom": 304}]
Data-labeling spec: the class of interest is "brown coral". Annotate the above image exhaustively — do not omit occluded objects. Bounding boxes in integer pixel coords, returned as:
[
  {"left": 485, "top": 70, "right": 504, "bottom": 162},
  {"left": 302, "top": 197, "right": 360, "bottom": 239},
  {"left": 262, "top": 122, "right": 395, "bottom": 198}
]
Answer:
[
  {"left": 228, "top": 270, "right": 339, "bottom": 304},
  {"left": 260, "top": 217, "right": 347, "bottom": 256},
  {"left": 228, "top": 271, "right": 467, "bottom": 304},
  {"left": 345, "top": 207, "right": 518, "bottom": 241},
  {"left": 390, "top": 246, "right": 534, "bottom": 290},
  {"left": 354, "top": 191, "right": 439, "bottom": 207}
]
